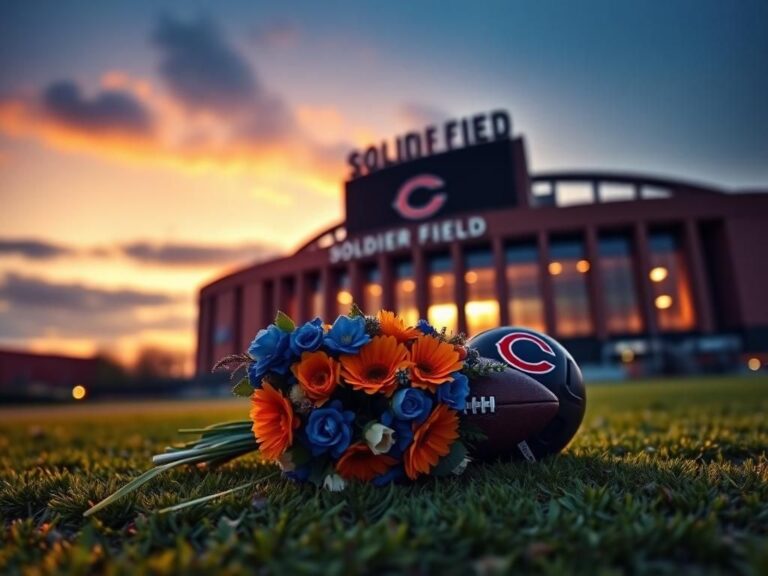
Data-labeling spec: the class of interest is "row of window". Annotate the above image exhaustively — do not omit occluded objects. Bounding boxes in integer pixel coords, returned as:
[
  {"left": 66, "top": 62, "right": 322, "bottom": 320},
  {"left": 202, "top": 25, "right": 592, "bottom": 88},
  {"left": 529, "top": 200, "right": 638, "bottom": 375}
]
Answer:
[{"left": 282, "top": 230, "right": 696, "bottom": 339}]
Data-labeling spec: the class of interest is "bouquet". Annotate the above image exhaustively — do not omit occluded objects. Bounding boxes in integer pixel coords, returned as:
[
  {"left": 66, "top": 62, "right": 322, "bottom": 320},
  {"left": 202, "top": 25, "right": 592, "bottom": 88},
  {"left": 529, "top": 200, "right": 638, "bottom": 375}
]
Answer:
[{"left": 84, "top": 306, "right": 502, "bottom": 516}]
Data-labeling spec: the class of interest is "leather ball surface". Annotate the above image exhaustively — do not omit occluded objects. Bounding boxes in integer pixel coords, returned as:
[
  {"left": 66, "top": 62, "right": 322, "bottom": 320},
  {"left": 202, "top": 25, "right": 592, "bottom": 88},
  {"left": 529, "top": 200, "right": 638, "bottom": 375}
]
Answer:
[
  {"left": 468, "top": 327, "right": 586, "bottom": 459},
  {"left": 463, "top": 365, "right": 559, "bottom": 461}
]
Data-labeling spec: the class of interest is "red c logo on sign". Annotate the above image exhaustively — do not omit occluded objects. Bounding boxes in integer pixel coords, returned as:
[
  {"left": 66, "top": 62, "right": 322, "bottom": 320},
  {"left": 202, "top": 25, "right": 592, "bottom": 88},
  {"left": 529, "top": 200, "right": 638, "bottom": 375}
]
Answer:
[
  {"left": 392, "top": 174, "right": 446, "bottom": 220},
  {"left": 495, "top": 332, "right": 556, "bottom": 375}
]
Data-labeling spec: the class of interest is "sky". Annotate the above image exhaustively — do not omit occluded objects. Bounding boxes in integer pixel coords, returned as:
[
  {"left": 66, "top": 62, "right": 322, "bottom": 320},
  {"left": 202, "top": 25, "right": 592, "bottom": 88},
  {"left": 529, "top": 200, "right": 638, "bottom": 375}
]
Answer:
[{"left": 1, "top": 0, "right": 766, "bottom": 373}]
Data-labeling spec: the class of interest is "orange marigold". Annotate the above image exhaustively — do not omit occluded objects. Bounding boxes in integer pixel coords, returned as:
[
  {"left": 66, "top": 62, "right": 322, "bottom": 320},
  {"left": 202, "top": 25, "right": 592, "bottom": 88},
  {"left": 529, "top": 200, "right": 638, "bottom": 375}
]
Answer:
[
  {"left": 337, "top": 442, "right": 398, "bottom": 481},
  {"left": 340, "top": 335, "right": 411, "bottom": 396},
  {"left": 376, "top": 310, "right": 420, "bottom": 343},
  {"left": 291, "top": 350, "right": 340, "bottom": 405},
  {"left": 249, "top": 381, "right": 299, "bottom": 461},
  {"left": 409, "top": 334, "right": 464, "bottom": 392},
  {"left": 405, "top": 404, "right": 459, "bottom": 480}
]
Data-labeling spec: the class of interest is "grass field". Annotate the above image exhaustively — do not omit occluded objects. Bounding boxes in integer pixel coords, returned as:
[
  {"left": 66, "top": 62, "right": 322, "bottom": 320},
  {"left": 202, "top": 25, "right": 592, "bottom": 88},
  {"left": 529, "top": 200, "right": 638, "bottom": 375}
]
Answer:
[{"left": 1, "top": 377, "right": 767, "bottom": 575}]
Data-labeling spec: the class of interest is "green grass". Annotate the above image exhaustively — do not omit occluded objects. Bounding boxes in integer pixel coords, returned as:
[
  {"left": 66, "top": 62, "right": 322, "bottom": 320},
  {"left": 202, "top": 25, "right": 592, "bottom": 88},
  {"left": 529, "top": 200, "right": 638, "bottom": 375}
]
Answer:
[{"left": 1, "top": 377, "right": 767, "bottom": 575}]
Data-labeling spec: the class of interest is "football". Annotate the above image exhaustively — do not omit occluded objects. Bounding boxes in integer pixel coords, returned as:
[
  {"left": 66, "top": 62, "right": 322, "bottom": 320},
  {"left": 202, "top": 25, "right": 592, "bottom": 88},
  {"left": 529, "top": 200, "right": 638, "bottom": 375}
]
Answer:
[
  {"left": 468, "top": 327, "right": 586, "bottom": 460},
  {"left": 463, "top": 364, "right": 559, "bottom": 461}
]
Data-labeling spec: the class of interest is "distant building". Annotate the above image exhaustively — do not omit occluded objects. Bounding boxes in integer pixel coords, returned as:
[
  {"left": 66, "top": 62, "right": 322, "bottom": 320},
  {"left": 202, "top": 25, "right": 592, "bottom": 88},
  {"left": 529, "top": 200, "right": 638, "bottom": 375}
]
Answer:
[
  {"left": 0, "top": 349, "right": 99, "bottom": 399},
  {"left": 197, "top": 111, "right": 768, "bottom": 376}
]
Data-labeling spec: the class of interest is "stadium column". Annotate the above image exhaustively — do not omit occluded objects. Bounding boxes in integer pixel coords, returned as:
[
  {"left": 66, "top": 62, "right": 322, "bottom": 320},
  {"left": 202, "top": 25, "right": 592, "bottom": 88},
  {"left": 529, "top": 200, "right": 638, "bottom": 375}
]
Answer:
[
  {"left": 684, "top": 219, "right": 714, "bottom": 333},
  {"left": 413, "top": 247, "right": 428, "bottom": 321},
  {"left": 233, "top": 285, "right": 243, "bottom": 353},
  {"left": 451, "top": 243, "right": 467, "bottom": 334},
  {"left": 295, "top": 273, "right": 306, "bottom": 323},
  {"left": 538, "top": 231, "right": 557, "bottom": 335},
  {"left": 585, "top": 226, "right": 607, "bottom": 340},
  {"left": 493, "top": 236, "right": 509, "bottom": 325},
  {"left": 634, "top": 222, "right": 659, "bottom": 336},
  {"left": 195, "top": 295, "right": 210, "bottom": 375},
  {"left": 349, "top": 260, "right": 363, "bottom": 312},
  {"left": 379, "top": 253, "right": 394, "bottom": 311},
  {"left": 273, "top": 278, "right": 283, "bottom": 323},
  {"left": 321, "top": 267, "right": 333, "bottom": 320}
]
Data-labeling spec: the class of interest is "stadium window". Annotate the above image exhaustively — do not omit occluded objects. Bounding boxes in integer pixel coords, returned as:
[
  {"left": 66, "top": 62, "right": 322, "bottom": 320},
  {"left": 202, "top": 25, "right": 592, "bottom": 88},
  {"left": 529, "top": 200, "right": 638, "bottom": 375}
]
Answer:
[
  {"left": 505, "top": 242, "right": 545, "bottom": 333},
  {"left": 556, "top": 183, "right": 594, "bottom": 207},
  {"left": 335, "top": 270, "right": 352, "bottom": 316},
  {"left": 599, "top": 183, "right": 636, "bottom": 203},
  {"left": 306, "top": 274, "right": 323, "bottom": 319},
  {"left": 394, "top": 260, "right": 419, "bottom": 327},
  {"left": 598, "top": 234, "right": 643, "bottom": 334},
  {"left": 464, "top": 247, "right": 499, "bottom": 336},
  {"left": 427, "top": 253, "right": 458, "bottom": 335},
  {"left": 362, "top": 266, "right": 383, "bottom": 315},
  {"left": 550, "top": 237, "right": 593, "bottom": 337},
  {"left": 648, "top": 231, "right": 696, "bottom": 331}
]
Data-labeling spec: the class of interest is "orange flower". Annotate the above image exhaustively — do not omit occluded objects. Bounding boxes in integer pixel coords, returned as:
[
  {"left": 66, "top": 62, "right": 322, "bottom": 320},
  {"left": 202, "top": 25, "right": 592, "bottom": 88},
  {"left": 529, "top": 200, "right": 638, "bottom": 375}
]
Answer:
[
  {"left": 405, "top": 404, "right": 459, "bottom": 480},
  {"left": 376, "top": 310, "right": 420, "bottom": 343},
  {"left": 291, "top": 351, "right": 340, "bottom": 405},
  {"left": 340, "top": 335, "right": 411, "bottom": 396},
  {"left": 337, "top": 442, "right": 397, "bottom": 481},
  {"left": 249, "top": 382, "right": 299, "bottom": 461},
  {"left": 409, "top": 334, "right": 464, "bottom": 392}
]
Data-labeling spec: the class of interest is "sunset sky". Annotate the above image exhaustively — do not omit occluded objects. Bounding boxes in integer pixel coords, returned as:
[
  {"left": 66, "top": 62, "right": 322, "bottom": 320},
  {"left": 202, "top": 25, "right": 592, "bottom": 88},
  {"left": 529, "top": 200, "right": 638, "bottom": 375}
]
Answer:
[{"left": 1, "top": 1, "right": 766, "bottom": 373}]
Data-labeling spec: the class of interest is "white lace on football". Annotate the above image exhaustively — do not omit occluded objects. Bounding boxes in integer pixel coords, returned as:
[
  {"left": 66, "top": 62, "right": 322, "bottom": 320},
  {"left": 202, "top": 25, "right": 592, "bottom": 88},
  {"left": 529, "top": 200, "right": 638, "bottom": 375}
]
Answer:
[{"left": 463, "top": 396, "right": 496, "bottom": 415}]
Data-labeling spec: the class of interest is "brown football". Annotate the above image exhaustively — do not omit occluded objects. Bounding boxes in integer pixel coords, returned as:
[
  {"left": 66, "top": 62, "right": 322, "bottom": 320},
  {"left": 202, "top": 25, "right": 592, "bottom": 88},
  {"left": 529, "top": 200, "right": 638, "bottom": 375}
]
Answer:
[{"left": 463, "top": 365, "right": 559, "bottom": 461}]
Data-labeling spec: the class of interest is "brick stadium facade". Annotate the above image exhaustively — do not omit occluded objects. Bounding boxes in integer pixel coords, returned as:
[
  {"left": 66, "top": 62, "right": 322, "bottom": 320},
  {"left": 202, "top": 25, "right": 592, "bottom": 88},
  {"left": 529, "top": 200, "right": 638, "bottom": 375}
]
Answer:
[{"left": 197, "top": 113, "right": 768, "bottom": 376}]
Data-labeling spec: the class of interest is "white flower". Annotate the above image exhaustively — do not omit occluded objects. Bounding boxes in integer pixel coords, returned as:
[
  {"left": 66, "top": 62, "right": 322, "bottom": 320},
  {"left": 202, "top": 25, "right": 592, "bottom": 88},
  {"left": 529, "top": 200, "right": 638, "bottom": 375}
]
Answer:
[
  {"left": 277, "top": 450, "right": 295, "bottom": 472},
  {"left": 322, "top": 473, "right": 346, "bottom": 492},
  {"left": 452, "top": 456, "right": 471, "bottom": 476},
  {"left": 289, "top": 384, "right": 312, "bottom": 414},
  {"left": 364, "top": 422, "right": 396, "bottom": 455}
]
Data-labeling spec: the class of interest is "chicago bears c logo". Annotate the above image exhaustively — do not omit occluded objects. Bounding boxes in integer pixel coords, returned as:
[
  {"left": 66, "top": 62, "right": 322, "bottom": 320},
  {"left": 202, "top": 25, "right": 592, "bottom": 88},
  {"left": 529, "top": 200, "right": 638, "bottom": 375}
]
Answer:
[
  {"left": 495, "top": 332, "right": 556, "bottom": 375},
  {"left": 392, "top": 174, "right": 446, "bottom": 220}
]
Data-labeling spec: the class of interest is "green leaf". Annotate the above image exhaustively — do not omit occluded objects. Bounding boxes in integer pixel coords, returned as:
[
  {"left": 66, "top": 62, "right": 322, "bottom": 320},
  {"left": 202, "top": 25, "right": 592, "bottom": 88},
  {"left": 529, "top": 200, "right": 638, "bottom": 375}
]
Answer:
[
  {"left": 432, "top": 441, "right": 467, "bottom": 477},
  {"left": 232, "top": 377, "right": 254, "bottom": 397},
  {"left": 274, "top": 310, "right": 296, "bottom": 332}
]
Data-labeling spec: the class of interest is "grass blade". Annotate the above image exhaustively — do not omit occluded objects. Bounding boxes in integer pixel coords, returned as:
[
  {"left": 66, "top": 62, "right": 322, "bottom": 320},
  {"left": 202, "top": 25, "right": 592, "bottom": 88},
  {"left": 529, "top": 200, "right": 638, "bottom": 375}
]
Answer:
[{"left": 157, "top": 471, "right": 279, "bottom": 514}]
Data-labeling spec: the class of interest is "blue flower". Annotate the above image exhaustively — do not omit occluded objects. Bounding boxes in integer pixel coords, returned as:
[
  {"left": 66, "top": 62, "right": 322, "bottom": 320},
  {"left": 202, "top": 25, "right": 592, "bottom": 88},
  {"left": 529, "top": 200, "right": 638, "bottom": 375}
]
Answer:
[
  {"left": 290, "top": 317, "right": 324, "bottom": 355},
  {"left": 323, "top": 315, "right": 370, "bottom": 354},
  {"left": 416, "top": 318, "right": 437, "bottom": 335},
  {"left": 391, "top": 388, "right": 433, "bottom": 423},
  {"left": 380, "top": 410, "right": 414, "bottom": 458},
  {"left": 373, "top": 464, "right": 406, "bottom": 487},
  {"left": 247, "top": 325, "right": 292, "bottom": 385},
  {"left": 305, "top": 400, "right": 355, "bottom": 458},
  {"left": 436, "top": 371, "right": 470, "bottom": 410}
]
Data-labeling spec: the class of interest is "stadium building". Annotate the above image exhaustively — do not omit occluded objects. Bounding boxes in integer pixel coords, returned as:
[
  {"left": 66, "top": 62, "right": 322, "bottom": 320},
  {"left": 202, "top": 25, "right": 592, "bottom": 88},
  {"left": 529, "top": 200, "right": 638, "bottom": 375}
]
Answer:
[{"left": 197, "top": 111, "right": 768, "bottom": 377}]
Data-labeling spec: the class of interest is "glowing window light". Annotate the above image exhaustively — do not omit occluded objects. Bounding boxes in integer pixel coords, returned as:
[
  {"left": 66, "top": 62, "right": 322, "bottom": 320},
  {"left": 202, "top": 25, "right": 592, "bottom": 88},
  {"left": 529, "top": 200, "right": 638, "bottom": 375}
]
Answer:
[
  {"left": 748, "top": 357, "right": 761, "bottom": 371},
  {"left": 430, "top": 275, "right": 445, "bottom": 288},
  {"left": 428, "top": 303, "right": 457, "bottom": 333},
  {"left": 366, "top": 284, "right": 382, "bottom": 297},
  {"left": 548, "top": 262, "right": 563, "bottom": 275},
  {"left": 464, "top": 271, "right": 478, "bottom": 284},
  {"left": 620, "top": 349, "right": 635, "bottom": 363},
  {"left": 655, "top": 294, "right": 673, "bottom": 310},
  {"left": 576, "top": 259, "right": 591, "bottom": 273},
  {"left": 72, "top": 385, "right": 87, "bottom": 400},
  {"left": 465, "top": 300, "right": 500, "bottom": 334},
  {"left": 649, "top": 267, "right": 668, "bottom": 282},
  {"left": 337, "top": 290, "right": 353, "bottom": 306},
  {"left": 401, "top": 279, "right": 416, "bottom": 293}
]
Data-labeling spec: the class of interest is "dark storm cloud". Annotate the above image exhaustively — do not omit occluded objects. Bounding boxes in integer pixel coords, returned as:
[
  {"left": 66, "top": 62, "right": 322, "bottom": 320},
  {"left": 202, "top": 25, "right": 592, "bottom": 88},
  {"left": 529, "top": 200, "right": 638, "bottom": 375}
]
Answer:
[
  {"left": 0, "top": 273, "right": 190, "bottom": 341},
  {"left": 0, "top": 273, "right": 176, "bottom": 311},
  {"left": 121, "top": 241, "right": 280, "bottom": 266},
  {"left": 42, "top": 81, "right": 153, "bottom": 135},
  {"left": 0, "top": 238, "right": 72, "bottom": 259}
]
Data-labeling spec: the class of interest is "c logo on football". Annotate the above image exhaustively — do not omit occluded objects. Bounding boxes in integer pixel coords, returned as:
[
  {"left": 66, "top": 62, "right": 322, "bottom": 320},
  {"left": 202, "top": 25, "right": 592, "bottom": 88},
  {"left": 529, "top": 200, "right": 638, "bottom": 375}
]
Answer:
[
  {"left": 392, "top": 174, "right": 446, "bottom": 220},
  {"left": 495, "top": 332, "right": 556, "bottom": 375}
]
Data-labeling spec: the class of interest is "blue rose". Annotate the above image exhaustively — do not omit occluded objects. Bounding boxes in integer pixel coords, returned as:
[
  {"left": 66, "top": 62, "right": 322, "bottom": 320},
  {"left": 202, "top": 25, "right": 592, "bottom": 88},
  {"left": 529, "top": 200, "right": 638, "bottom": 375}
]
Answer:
[
  {"left": 437, "top": 371, "right": 470, "bottom": 410},
  {"left": 416, "top": 319, "right": 437, "bottom": 335},
  {"left": 247, "top": 325, "right": 292, "bottom": 385},
  {"left": 391, "top": 388, "right": 433, "bottom": 423},
  {"left": 373, "top": 464, "right": 406, "bottom": 487},
  {"left": 290, "top": 317, "right": 324, "bottom": 355},
  {"left": 380, "top": 410, "right": 414, "bottom": 458},
  {"left": 323, "top": 315, "right": 370, "bottom": 354},
  {"left": 305, "top": 400, "right": 355, "bottom": 458}
]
